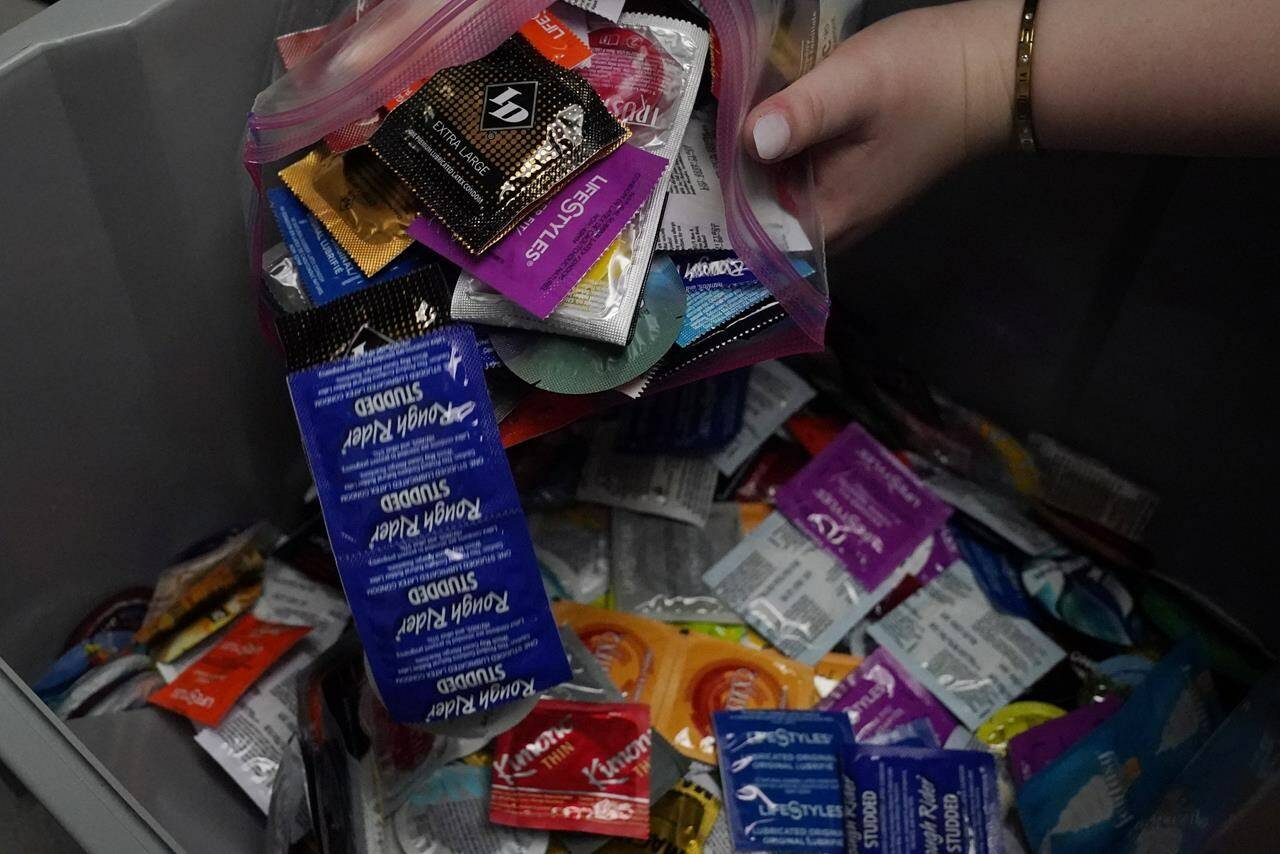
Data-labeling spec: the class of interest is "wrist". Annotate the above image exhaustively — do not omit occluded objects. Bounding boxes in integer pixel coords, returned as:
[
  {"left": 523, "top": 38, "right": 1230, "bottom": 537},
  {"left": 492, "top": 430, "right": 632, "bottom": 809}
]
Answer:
[{"left": 951, "top": 0, "right": 1022, "bottom": 156}]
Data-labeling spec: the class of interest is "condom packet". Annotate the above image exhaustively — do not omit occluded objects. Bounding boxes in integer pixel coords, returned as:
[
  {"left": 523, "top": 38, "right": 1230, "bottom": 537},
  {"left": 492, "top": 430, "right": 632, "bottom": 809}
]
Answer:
[
  {"left": 1022, "top": 553, "right": 1142, "bottom": 646},
  {"left": 262, "top": 240, "right": 312, "bottom": 312},
  {"left": 611, "top": 504, "right": 741, "bottom": 623},
  {"left": 868, "top": 562, "right": 1066, "bottom": 731},
  {"left": 776, "top": 422, "right": 952, "bottom": 590},
  {"left": 654, "top": 632, "right": 817, "bottom": 764},
  {"left": 551, "top": 629, "right": 693, "bottom": 854},
  {"left": 843, "top": 744, "right": 1001, "bottom": 854},
  {"left": 814, "top": 652, "right": 863, "bottom": 698},
  {"left": 1006, "top": 696, "right": 1122, "bottom": 787},
  {"left": 713, "top": 710, "right": 849, "bottom": 854},
  {"left": 274, "top": 265, "right": 453, "bottom": 371},
  {"left": 286, "top": 324, "right": 570, "bottom": 722},
  {"left": 595, "top": 778, "right": 721, "bottom": 854},
  {"left": 554, "top": 602, "right": 817, "bottom": 763},
  {"left": 948, "top": 520, "right": 1039, "bottom": 620},
  {"left": 1017, "top": 639, "right": 1220, "bottom": 852},
  {"left": 370, "top": 33, "right": 629, "bottom": 255},
  {"left": 190, "top": 561, "right": 350, "bottom": 812},
  {"left": 151, "top": 579, "right": 264, "bottom": 664},
  {"left": 914, "top": 460, "right": 1059, "bottom": 557},
  {"left": 529, "top": 504, "right": 612, "bottom": 604},
  {"left": 710, "top": 361, "right": 816, "bottom": 475},
  {"left": 394, "top": 764, "right": 551, "bottom": 854},
  {"left": 704, "top": 514, "right": 958, "bottom": 666},
  {"left": 553, "top": 601, "right": 684, "bottom": 705},
  {"left": 33, "top": 630, "right": 137, "bottom": 707},
  {"left": 561, "top": 0, "right": 625, "bottom": 21},
  {"left": 656, "top": 106, "right": 812, "bottom": 253},
  {"left": 490, "top": 699, "right": 652, "bottom": 839},
  {"left": 576, "top": 424, "right": 718, "bottom": 526},
  {"left": 135, "top": 527, "right": 272, "bottom": 649},
  {"left": 815, "top": 647, "right": 958, "bottom": 746},
  {"left": 278, "top": 146, "right": 420, "bottom": 278},
  {"left": 450, "top": 14, "right": 708, "bottom": 346},
  {"left": 614, "top": 369, "right": 751, "bottom": 454},
  {"left": 411, "top": 143, "right": 665, "bottom": 318},
  {"left": 267, "top": 187, "right": 439, "bottom": 306},
  {"left": 53, "top": 654, "right": 157, "bottom": 720},
  {"left": 148, "top": 615, "right": 310, "bottom": 727}
]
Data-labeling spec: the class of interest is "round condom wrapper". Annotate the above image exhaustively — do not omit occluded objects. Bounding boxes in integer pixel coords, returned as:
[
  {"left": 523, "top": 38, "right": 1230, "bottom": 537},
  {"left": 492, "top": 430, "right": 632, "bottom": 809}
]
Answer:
[
  {"left": 585, "top": 26, "right": 669, "bottom": 133},
  {"left": 974, "top": 700, "right": 1067, "bottom": 752},
  {"left": 489, "top": 256, "right": 685, "bottom": 394}
]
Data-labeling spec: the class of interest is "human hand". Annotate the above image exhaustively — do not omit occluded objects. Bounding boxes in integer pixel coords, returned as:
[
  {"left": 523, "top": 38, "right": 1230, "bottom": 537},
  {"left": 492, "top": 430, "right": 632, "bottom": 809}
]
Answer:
[{"left": 745, "top": 0, "right": 1019, "bottom": 249}]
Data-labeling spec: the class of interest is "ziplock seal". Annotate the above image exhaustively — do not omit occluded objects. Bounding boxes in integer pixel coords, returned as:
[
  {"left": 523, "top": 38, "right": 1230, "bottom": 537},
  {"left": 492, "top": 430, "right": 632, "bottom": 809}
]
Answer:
[
  {"left": 703, "top": 0, "right": 829, "bottom": 346},
  {"left": 245, "top": 0, "right": 548, "bottom": 164}
]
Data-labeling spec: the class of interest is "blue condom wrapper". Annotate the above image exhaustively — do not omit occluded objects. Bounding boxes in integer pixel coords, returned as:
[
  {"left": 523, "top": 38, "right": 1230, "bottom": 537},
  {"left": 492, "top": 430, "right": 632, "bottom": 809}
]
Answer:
[
  {"left": 1016, "top": 638, "right": 1220, "bottom": 853},
  {"left": 268, "top": 187, "right": 436, "bottom": 306},
  {"left": 713, "top": 709, "right": 848, "bottom": 854},
  {"left": 842, "top": 742, "right": 1001, "bottom": 854},
  {"left": 287, "top": 325, "right": 569, "bottom": 722}
]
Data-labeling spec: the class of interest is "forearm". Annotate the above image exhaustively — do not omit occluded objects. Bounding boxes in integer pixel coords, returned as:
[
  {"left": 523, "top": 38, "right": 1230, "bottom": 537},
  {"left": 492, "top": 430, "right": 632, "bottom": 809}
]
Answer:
[{"left": 963, "top": 0, "right": 1280, "bottom": 155}]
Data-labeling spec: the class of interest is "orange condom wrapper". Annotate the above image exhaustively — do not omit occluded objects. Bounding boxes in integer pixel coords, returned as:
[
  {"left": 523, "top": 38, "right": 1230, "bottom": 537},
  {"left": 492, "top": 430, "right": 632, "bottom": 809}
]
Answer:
[
  {"left": 653, "top": 633, "right": 816, "bottom": 763},
  {"left": 553, "top": 601, "right": 681, "bottom": 705},
  {"left": 149, "top": 615, "right": 310, "bottom": 727}
]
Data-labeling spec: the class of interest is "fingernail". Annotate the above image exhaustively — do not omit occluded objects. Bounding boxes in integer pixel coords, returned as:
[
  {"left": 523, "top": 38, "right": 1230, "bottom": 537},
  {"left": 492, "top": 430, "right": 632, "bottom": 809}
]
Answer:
[{"left": 752, "top": 112, "right": 790, "bottom": 160}]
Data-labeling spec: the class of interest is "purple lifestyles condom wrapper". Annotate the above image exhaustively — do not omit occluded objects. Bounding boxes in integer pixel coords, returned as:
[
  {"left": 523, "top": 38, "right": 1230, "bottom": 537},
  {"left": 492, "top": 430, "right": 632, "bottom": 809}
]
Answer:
[
  {"left": 409, "top": 143, "right": 666, "bottom": 318},
  {"left": 775, "top": 422, "right": 952, "bottom": 591},
  {"left": 713, "top": 709, "right": 849, "bottom": 854},
  {"left": 841, "top": 743, "right": 1001, "bottom": 854},
  {"left": 451, "top": 14, "right": 709, "bottom": 346},
  {"left": 285, "top": 324, "right": 570, "bottom": 722},
  {"left": 816, "top": 647, "right": 958, "bottom": 745}
]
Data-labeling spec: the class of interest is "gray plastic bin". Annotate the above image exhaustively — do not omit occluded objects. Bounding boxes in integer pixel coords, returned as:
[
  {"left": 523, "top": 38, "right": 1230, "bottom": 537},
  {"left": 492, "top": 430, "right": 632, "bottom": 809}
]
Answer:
[{"left": 0, "top": 0, "right": 303, "bottom": 851}]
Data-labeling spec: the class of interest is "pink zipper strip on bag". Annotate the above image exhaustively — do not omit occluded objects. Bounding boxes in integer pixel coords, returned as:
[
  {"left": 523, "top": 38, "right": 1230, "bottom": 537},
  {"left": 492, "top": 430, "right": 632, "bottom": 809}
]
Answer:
[
  {"left": 244, "top": 0, "right": 546, "bottom": 164},
  {"left": 703, "top": 0, "right": 829, "bottom": 347}
]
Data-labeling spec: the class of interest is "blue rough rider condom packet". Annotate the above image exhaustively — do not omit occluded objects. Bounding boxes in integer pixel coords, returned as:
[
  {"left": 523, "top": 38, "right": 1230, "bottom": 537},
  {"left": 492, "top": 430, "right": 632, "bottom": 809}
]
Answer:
[
  {"left": 286, "top": 322, "right": 569, "bottom": 722},
  {"left": 842, "top": 741, "right": 1001, "bottom": 854}
]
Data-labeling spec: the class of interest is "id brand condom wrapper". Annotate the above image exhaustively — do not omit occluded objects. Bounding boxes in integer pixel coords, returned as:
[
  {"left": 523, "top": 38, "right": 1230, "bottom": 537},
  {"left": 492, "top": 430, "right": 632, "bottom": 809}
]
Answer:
[
  {"left": 451, "top": 14, "right": 709, "bottom": 346},
  {"left": 287, "top": 325, "right": 570, "bottom": 722},
  {"left": 371, "top": 33, "right": 629, "bottom": 254}
]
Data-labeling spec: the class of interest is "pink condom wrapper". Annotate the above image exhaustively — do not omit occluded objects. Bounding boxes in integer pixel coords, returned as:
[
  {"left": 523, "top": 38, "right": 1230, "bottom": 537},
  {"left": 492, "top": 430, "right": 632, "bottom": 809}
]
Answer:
[{"left": 408, "top": 143, "right": 666, "bottom": 318}]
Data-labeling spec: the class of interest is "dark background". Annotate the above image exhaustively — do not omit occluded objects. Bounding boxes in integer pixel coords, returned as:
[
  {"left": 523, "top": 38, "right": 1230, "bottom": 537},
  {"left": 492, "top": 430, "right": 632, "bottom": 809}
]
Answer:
[{"left": 827, "top": 0, "right": 1280, "bottom": 649}]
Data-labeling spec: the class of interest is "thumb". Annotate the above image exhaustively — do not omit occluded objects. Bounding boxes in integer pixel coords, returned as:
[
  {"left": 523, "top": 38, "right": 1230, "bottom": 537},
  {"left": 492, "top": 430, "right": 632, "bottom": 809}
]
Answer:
[{"left": 744, "top": 35, "right": 880, "bottom": 162}]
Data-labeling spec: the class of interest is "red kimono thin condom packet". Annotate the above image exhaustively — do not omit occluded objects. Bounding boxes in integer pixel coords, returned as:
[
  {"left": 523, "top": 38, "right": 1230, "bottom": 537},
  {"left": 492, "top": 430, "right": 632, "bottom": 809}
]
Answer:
[
  {"left": 284, "top": 319, "right": 570, "bottom": 723},
  {"left": 490, "top": 699, "right": 652, "bottom": 839},
  {"left": 369, "top": 33, "right": 630, "bottom": 255},
  {"left": 776, "top": 422, "right": 952, "bottom": 590}
]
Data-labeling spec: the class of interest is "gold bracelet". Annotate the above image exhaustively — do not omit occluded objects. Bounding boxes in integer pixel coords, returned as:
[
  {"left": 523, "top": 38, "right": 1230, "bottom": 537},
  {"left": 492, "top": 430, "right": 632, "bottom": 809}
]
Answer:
[{"left": 1014, "top": 0, "right": 1040, "bottom": 153}]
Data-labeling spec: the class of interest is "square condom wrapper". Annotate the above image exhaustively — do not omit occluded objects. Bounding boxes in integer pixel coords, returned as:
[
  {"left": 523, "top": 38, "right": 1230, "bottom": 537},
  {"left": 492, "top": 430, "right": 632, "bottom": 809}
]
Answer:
[{"left": 370, "top": 33, "right": 629, "bottom": 254}]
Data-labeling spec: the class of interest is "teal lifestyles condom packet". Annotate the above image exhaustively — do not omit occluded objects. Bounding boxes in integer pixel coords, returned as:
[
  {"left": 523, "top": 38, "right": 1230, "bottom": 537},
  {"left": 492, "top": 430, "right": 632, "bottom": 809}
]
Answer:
[{"left": 285, "top": 324, "right": 569, "bottom": 722}]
